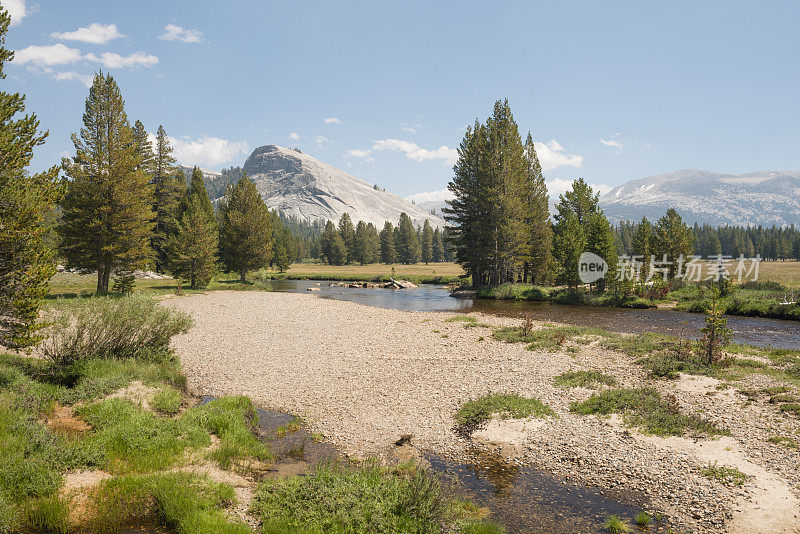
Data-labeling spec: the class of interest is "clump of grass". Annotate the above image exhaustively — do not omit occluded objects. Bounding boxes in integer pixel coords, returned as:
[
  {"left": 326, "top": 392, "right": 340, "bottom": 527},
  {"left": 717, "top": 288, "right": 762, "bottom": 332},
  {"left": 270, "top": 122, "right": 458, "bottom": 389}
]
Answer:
[
  {"left": 769, "top": 394, "right": 800, "bottom": 404},
  {"left": 554, "top": 370, "right": 618, "bottom": 389},
  {"left": 570, "top": 388, "right": 726, "bottom": 436},
  {"left": 447, "top": 315, "right": 477, "bottom": 323},
  {"left": 780, "top": 403, "right": 800, "bottom": 415},
  {"left": 761, "top": 386, "right": 790, "bottom": 395},
  {"left": 634, "top": 511, "right": 650, "bottom": 527},
  {"left": 700, "top": 462, "right": 749, "bottom": 486},
  {"left": 604, "top": 513, "right": 630, "bottom": 533},
  {"left": 89, "top": 472, "right": 248, "bottom": 533},
  {"left": 455, "top": 393, "right": 554, "bottom": 434},
  {"left": 493, "top": 325, "right": 608, "bottom": 352},
  {"left": 152, "top": 386, "right": 182, "bottom": 415},
  {"left": 253, "top": 461, "right": 502, "bottom": 533},
  {"left": 767, "top": 436, "right": 798, "bottom": 448}
]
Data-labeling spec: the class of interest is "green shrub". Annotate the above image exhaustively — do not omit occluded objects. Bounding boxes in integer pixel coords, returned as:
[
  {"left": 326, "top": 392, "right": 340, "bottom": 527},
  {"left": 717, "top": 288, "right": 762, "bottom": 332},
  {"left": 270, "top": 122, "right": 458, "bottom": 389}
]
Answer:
[
  {"left": 455, "top": 393, "right": 554, "bottom": 434},
  {"left": 604, "top": 514, "right": 630, "bottom": 533},
  {"left": 39, "top": 295, "right": 192, "bottom": 368},
  {"left": 634, "top": 511, "right": 650, "bottom": 527},
  {"left": 17, "top": 494, "right": 70, "bottom": 533},
  {"left": 570, "top": 388, "right": 725, "bottom": 436},
  {"left": 446, "top": 315, "right": 477, "bottom": 323},
  {"left": 780, "top": 403, "right": 800, "bottom": 415}
]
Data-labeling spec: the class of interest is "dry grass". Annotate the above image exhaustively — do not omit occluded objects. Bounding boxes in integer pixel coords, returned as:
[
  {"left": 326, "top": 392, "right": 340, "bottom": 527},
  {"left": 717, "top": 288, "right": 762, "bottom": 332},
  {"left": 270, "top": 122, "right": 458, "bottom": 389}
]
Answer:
[
  {"left": 755, "top": 261, "right": 800, "bottom": 289},
  {"left": 284, "top": 262, "right": 465, "bottom": 279}
]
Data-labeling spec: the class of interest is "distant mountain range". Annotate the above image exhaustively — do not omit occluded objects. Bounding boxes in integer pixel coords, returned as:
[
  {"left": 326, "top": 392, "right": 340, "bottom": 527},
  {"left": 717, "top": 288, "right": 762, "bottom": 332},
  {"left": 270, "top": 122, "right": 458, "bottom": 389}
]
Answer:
[
  {"left": 599, "top": 170, "right": 800, "bottom": 227},
  {"left": 186, "top": 146, "right": 444, "bottom": 228}
]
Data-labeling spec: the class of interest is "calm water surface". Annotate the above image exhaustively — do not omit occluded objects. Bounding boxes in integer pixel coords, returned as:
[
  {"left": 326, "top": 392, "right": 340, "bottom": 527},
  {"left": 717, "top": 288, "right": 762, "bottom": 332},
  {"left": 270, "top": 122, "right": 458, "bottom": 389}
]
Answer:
[{"left": 269, "top": 279, "right": 800, "bottom": 349}]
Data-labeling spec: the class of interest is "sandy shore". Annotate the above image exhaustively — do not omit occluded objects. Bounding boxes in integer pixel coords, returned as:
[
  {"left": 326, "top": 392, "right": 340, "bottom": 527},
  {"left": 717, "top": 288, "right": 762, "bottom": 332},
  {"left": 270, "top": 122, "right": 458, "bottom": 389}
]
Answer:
[{"left": 168, "top": 291, "right": 800, "bottom": 533}]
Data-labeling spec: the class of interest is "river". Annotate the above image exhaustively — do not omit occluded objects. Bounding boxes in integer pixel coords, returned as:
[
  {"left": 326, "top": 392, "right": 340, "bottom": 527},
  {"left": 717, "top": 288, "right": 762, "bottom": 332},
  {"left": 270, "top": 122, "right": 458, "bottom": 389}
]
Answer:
[{"left": 268, "top": 279, "right": 800, "bottom": 349}]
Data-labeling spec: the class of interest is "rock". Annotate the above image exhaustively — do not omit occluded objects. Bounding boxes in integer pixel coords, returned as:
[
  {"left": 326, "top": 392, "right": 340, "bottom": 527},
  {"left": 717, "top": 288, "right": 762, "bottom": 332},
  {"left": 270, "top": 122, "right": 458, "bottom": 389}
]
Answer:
[
  {"left": 395, "top": 434, "right": 413, "bottom": 446},
  {"left": 307, "top": 287, "right": 321, "bottom": 291}
]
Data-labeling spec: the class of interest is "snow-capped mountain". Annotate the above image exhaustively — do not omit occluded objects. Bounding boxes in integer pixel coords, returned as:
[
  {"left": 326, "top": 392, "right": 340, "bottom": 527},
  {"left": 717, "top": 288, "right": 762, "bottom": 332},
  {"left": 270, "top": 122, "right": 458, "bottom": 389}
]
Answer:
[
  {"left": 238, "top": 145, "right": 445, "bottom": 228},
  {"left": 600, "top": 169, "right": 800, "bottom": 226}
]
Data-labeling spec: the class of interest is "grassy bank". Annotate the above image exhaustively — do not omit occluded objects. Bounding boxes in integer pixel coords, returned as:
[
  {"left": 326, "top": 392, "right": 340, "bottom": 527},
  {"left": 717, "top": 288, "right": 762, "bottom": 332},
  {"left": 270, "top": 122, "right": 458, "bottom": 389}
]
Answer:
[
  {"left": 2, "top": 294, "right": 502, "bottom": 533},
  {"left": 667, "top": 281, "right": 800, "bottom": 321},
  {"left": 474, "top": 284, "right": 655, "bottom": 309},
  {"left": 258, "top": 261, "right": 467, "bottom": 285}
]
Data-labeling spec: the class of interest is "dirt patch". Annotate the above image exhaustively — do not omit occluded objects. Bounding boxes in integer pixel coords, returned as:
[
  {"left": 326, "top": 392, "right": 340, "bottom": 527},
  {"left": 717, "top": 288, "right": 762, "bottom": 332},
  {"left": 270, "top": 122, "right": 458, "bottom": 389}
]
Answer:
[
  {"left": 107, "top": 380, "right": 159, "bottom": 410},
  {"left": 45, "top": 404, "right": 92, "bottom": 438}
]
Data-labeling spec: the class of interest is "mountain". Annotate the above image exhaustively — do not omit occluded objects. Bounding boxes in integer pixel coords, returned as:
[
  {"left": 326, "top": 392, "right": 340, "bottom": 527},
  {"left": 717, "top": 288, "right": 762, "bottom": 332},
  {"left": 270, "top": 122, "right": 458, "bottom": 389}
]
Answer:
[
  {"left": 599, "top": 169, "right": 800, "bottom": 227},
  {"left": 231, "top": 145, "right": 445, "bottom": 228}
]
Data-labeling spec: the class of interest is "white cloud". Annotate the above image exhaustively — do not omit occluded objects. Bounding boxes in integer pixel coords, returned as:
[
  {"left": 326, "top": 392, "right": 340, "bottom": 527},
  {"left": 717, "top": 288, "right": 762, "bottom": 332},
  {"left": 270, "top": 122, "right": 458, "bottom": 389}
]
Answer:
[
  {"left": 1, "top": 0, "right": 27, "bottom": 26},
  {"left": 52, "top": 70, "right": 93, "bottom": 87},
  {"left": 86, "top": 51, "right": 158, "bottom": 69},
  {"left": 288, "top": 132, "right": 300, "bottom": 141},
  {"left": 345, "top": 149, "right": 374, "bottom": 163},
  {"left": 533, "top": 139, "right": 583, "bottom": 171},
  {"left": 14, "top": 44, "right": 157, "bottom": 71},
  {"left": 169, "top": 136, "right": 249, "bottom": 168},
  {"left": 400, "top": 122, "right": 420, "bottom": 134},
  {"left": 600, "top": 139, "right": 623, "bottom": 150},
  {"left": 371, "top": 138, "right": 458, "bottom": 165},
  {"left": 546, "top": 178, "right": 611, "bottom": 201},
  {"left": 52, "top": 23, "right": 124, "bottom": 44},
  {"left": 314, "top": 135, "right": 332, "bottom": 149},
  {"left": 323, "top": 117, "right": 340, "bottom": 124},
  {"left": 159, "top": 24, "right": 203, "bottom": 43},
  {"left": 13, "top": 43, "right": 83, "bottom": 66},
  {"left": 406, "top": 188, "right": 453, "bottom": 204}
]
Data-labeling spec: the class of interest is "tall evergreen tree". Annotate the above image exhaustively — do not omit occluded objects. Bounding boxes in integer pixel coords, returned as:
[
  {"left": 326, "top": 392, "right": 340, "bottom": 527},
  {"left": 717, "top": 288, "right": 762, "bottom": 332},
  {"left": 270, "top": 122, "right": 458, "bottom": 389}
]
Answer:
[
  {"left": 321, "top": 220, "right": 346, "bottom": 265},
  {"left": 653, "top": 208, "right": 694, "bottom": 279},
  {"left": 395, "top": 213, "right": 421, "bottom": 264},
  {"left": 553, "top": 178, "right": 599, "bottom": 226},
  {"left": 0, "top": 7, "right": 63, "bottom": 348},
  {"left": 366, "top": 222, "right": 380, "bottom": 264},
  {"left": 167, "top": 167, "right": 218, "bottom": 288},
  {"left": 552, "top": 212, "right": 585, "bottom": 289},
  {"left": 218, "top": 174, "right": 273, "bottom": 282},
  {"left": 421, "top": 219, "right": 434, "bottom": 264},
  {"left": 353, "top": 220, "right": 373, "bottom": 265},
  {"left": 585, "top": 212, "right": 617, "bottom": 291},
  {"left": 132, "top": 120, "right": 155, "bottom": 176},
  {"left": 522, "top": 133, "right": 552, "bottom": 284},
  {"left": 432, "top": 228, "right": 446, "bottom": 262},
  {"left": 379, "top": 221, "right": 396, "bottom": 264},
  {"left": 338, "top": 213, "right": 356, "bottom": 264},
  {"left": 632, "top": 216, "right": 653, "bottom": 280},
  {"left": 151, "top": 125, "right": 183, "bottom": 272},
  {"left": 59, "top": 72, "right": 154, "bottom": 294}
]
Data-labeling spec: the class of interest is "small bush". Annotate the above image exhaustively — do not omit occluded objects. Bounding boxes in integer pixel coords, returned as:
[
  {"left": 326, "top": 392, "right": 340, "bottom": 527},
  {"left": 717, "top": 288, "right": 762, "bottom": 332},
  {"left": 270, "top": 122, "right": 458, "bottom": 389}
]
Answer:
[
  {"left": 767, "top": 436, "right": 798, "bottom": 448},
  {"left": 554, "top": 370, "right": 618, "bottom": 388},
  {"left": 39, "top": 295, "right": 192, "bottom": 368},
  {"left": 570, "top": 388, "right": 725, "bottom": 436},
  {"left": 634, "top": 511, "right": 650, "bottom": 527},
  {"left": 780, "top": 403, "right": 800, "bottom": 415},
  {"left": 455, "top": 393, "right": 554, "bottom": 434},
  {"left": 446, "top": 315, "right": 477, "bottom": 323}
]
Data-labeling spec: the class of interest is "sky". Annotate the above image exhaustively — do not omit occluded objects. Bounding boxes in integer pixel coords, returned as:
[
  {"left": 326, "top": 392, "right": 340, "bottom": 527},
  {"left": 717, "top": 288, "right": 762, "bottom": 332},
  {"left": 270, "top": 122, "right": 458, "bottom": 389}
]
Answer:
[{"left": 3, "top": 0, "right": 800, "bottom": 203}]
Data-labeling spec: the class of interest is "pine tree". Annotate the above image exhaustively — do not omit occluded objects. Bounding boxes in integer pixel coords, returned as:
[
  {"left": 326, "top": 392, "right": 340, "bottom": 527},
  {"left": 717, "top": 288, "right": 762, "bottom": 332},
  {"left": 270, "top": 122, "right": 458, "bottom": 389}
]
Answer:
[
  {"left": 585, "top": 212, "right": 617, "bottom": 292},
  {"left": 321, "top": 220, "right": 346, "bottom": 265},
  {"left": 366, "top": 222, "right": 380, "bottom": 264},
  {"left": 218, "top": 174, "right": 273, "bottom": 282},
  {"left": 552, "top": 212, "right": 586, "bottom": 288},
  {"left": 553, "top": 178, "right": 599, "bottom": 226},
  {"left": 151, "top": 125, "right": 183, "bottom": 272},
  {"left": 432, "top": 228, "right": 445, "bottom": 262},
  {"left": 354, "top": 220, "right": 373, "bottom": 265},
  {"left": 167, "top": 167, "right": 218, "bottom": 288},
  {"left": 522, "top": 133, "right": 552, "bottom": 284},
  {"left": 338, "top": 213, "right": 356, "bottom": 264},
  {"left": 0, "top": 7, "right": 62, "bottom": 348},
  {"left": 632, "top": 217, "right": 652, "bottom": 279},
  {"left": 59, "top": 72, "right": 154, "bottom": 295},
  {"left": 380, "top": 221, "right": 396, "bottom": 264},
  {"left": 132, "top": 120, "right": 155, "bottom": 176},
  {"left": 396, "top": 213, "right": 421, "bottom": 264},
  {"left": 653, "top": 208, "right": 694, "bottom": 279},
  {"left": 421, "top": 219, "right": 434, "bottom": 264}
]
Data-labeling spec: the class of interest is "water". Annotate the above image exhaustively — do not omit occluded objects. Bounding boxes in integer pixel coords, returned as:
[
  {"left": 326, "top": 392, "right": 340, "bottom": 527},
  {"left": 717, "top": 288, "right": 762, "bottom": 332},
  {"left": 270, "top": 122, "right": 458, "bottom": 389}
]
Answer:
[
  {"left": 269, "top": 279, "right": 800, "bottom": 349},
  {"left": 427, "top": 448, "right": 671, "bottom": 533}
]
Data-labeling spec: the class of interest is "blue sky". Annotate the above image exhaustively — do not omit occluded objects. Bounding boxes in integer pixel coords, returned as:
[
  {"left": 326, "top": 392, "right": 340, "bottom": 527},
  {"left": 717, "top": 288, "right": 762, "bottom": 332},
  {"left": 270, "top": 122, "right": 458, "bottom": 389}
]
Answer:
[{"left": 3, "top": 0, "right": 799, "bottom": 202}]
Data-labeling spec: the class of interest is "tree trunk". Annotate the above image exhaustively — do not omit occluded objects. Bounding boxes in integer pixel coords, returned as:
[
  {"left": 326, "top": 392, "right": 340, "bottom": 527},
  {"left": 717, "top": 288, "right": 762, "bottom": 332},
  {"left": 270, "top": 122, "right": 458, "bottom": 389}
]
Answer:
[
  {"left": 98, "top": 262, "right": 111, "bottom": 295},
  {"left": 239, "top": 268, "right": 247, "bottom": 283}
]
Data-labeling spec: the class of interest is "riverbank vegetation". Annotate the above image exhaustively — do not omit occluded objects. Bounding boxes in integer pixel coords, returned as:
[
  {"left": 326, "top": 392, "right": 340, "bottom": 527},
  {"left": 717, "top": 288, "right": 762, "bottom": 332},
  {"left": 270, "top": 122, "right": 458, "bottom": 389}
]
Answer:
[{"left": 454, "top": 393, "right": 555, "bottom": 435}]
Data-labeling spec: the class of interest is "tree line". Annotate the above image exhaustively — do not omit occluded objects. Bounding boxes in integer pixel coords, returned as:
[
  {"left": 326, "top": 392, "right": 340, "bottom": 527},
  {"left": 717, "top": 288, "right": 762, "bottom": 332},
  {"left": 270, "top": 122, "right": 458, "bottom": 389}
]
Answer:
[
  {"left": 318, "top": 213, "right": 454, "bottom": 266},
  {"left": 445, "top": 99, "right": 697, "bottom": 291},
  {"left": 616, "top": 220, "right": 800, "bottom": 261}
]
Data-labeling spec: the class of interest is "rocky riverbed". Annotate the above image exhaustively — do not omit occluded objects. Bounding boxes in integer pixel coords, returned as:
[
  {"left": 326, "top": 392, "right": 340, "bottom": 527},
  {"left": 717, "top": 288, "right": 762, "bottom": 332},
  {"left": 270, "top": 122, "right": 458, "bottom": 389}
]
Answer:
[{"left": 167, "top": 291, "right": 800, "bottom": 533}]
